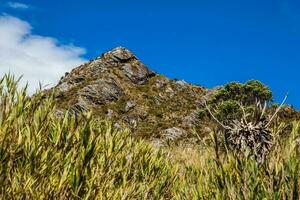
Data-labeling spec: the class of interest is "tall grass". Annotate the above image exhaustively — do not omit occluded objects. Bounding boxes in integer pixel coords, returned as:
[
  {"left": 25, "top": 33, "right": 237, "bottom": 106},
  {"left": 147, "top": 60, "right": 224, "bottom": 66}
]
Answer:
[
  {"left": 174, "top": 122, "right": 300, "bottom": 199},
  {"left": 0, "top": 75, "right": 178, "bottom": 199},
  {"left": 0, "top": 75, "right": 299, "bottom": 199}
]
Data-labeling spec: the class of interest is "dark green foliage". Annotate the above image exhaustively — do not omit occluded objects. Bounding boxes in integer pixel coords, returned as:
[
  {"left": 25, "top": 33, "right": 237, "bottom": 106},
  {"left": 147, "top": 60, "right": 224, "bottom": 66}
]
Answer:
[
  {"left": 243, "top": 80, "right": 273, "bottom": 104},
  {"left": 202, "top": 80, "right": 273, "bottom": 123},
  {"left": 214, "top": 100, "right": 242, "bottom": 122},
  {"left": 210, "top": 80, "right": 273, "bottom": 105}
]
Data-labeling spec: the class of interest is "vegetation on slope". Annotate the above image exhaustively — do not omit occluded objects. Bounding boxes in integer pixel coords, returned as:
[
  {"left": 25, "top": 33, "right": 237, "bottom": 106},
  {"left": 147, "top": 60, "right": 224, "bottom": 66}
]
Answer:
[
  {"left": 198, "top": 80, "right": 273, "bottom": 123},
  {"left": 52, "top": 47, "right": 206, "bottom": 140},
  {"left": 0, "top": 75, "right": 300, "bottom": 199}
]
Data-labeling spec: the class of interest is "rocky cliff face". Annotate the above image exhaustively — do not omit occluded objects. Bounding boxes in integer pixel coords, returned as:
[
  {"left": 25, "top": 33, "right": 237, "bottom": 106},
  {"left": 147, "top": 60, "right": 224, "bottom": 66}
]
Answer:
[{"left": 52, "top": 47, "right": 209, "bottom": 142}]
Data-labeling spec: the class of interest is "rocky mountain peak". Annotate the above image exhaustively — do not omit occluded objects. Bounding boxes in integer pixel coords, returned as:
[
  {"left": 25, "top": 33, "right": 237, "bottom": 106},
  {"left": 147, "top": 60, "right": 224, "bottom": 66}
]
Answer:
[
  {"left": 52, "top": 47, "right": 207, "bottom": 143},
  {"left": 57, "top": 47, "right": 155, "bottom": 90},
  {"left": 101, "top": 46, "right": 135, "bottom": 61}
]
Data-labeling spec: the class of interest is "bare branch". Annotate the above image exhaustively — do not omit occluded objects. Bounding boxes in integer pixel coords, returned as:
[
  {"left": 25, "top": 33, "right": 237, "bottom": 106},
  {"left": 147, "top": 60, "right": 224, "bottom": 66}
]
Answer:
[
  {"left": 204, "top": 101, "right": 230, "bottom": 130},
  {"left": 260, "top": 101, "right": 267, "bottom": 120},
  {"left": 266, "top": 94, "right": 288, "bottom": 127}
]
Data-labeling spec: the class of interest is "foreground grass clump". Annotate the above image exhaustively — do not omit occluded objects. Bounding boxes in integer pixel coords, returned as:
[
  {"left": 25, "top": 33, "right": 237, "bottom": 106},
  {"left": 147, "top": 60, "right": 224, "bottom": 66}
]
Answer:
[
  {"left": 175, "top": 122, "right": 300, "bottom": 199},
  {"left": 0, "top": 76, "right": 178, "bottom": 199},
  {"left": 0, "top": 75, "right": 300, "bottom": 199}
]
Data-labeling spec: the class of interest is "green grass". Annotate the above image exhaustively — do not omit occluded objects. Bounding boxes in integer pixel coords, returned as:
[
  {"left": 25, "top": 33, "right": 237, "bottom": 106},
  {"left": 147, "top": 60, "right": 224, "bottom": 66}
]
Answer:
[{"left": 0, "top": 75, "right": 299, "bottom": 199}]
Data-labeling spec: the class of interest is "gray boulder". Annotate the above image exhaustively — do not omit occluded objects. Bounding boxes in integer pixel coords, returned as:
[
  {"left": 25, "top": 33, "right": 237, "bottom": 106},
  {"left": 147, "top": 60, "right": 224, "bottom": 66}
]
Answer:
[
  {"left": 183, "top": 111, "right": 200, "bottom": 128},
  {"left": 78, "top": 78, "right": 124, "bottom": 105},
  {"left": 175, "top": 80, "right": 188, "bottom": 91},
  {"left": 122, "top": 62, "right": 155, "bottom": 84},
  {"left": 162, "top": 127, "right": 187, "bottom": 141},
  {"left": 110, "top": 47, "right": 134, "bottom": 61},
  {"left": 125, "top": 101, "right": 136, "bottom": 112}
]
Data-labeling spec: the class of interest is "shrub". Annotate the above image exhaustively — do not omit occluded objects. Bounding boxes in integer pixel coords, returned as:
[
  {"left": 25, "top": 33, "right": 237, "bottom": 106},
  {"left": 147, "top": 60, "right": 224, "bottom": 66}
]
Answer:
[
  {"left": 243, "top": 80, "right": 273, "bottom": 104},
  {"left": 203, "top": 80, "right": 273, "bottom": 124},
  {"left": 214, "top": 100, "right": 241, "bottom": 122},
  {"left": 210, "top": 80, "right": 272, "bottom": 105}
]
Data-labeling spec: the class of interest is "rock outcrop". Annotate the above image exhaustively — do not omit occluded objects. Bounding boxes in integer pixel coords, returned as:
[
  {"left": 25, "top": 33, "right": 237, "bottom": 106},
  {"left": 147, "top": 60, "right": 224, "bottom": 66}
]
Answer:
[{"left": 51, "top": 47, "right": 207, "bottom": 140}]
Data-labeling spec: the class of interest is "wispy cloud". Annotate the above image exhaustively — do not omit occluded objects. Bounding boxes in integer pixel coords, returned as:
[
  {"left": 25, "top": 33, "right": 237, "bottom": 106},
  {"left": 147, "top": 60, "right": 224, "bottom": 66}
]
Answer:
[
  {"left": 7, "top": 2, "right": 29, "bottom": 9},
  {"left": 0, "top": 15, "right": 87, "bottom": 93}
]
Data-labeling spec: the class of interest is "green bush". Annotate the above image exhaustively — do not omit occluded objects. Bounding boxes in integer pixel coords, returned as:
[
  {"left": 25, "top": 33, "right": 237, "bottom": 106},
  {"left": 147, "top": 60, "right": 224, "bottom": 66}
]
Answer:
[
  {"left": 214, "top": 100, "right": 242, "bottom": 122},
  {"left": 243, "top": 80, "right": 273, "bottom": 104},
  {"left": 210, "top": 80, "right": 272, "bottom": 105},
  {"left": 204, "top": 80, "right": 273, "bottom": 123}
]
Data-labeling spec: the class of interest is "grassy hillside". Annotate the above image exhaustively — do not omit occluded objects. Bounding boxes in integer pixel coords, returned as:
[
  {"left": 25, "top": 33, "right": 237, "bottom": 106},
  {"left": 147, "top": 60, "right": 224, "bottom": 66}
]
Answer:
[{"left": 0, "top": 75, "right": 300, "bottom": 199}]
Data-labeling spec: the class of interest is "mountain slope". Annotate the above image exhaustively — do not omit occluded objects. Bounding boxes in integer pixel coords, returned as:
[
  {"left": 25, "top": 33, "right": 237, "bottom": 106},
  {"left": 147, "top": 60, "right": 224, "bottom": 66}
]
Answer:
[{"left": 52, "top": 47, "right": 207, "bottom": 141}]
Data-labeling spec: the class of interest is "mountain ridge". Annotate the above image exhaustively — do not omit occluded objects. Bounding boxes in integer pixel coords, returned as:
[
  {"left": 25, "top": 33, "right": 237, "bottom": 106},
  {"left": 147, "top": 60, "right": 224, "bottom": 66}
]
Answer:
[
  {"left": 51, "top": 47, "right": 208, "bottom": 142},
  {"left": 50, "top": 47, "right": 299, "bottom": 144}
]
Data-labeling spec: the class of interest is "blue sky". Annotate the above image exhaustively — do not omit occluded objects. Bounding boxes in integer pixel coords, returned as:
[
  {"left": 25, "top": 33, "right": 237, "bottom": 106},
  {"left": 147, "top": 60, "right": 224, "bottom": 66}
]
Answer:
[{"left": 0, "top": 0, "right": 299, "bottom": 107}]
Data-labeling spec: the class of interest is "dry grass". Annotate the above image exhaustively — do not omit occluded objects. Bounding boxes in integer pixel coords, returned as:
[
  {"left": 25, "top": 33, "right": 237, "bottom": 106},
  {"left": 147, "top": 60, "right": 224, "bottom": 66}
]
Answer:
[{"left": 0, "top": 74, "right": 299, "bottom": 199}]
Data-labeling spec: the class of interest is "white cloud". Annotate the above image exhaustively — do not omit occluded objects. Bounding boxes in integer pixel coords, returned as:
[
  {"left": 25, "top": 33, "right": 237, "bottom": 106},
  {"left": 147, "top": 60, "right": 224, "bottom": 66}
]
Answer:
[
  {"left": 7, "top": 2, "right": 29, "bottom": 9},
  {"left": 0, "top": 15, "right": 86, "bottom": 93}
]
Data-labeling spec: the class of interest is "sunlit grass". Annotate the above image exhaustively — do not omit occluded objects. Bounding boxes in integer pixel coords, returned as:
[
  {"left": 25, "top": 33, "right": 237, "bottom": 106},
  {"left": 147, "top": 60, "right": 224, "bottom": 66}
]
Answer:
[{"left": 0, "top": 74, "right": 299, "bottom": 199}]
